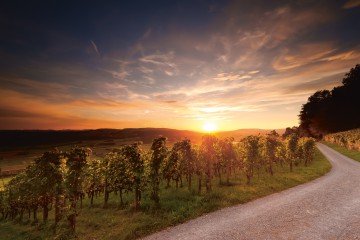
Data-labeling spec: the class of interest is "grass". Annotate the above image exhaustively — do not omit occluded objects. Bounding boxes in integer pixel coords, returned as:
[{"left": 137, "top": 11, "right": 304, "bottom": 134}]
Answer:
[
  {"left": 322, "top": 141, "right": 360, "bottom": 162},
  {"left": 0, "top": 148, "right": 331, "bottom": 240}
]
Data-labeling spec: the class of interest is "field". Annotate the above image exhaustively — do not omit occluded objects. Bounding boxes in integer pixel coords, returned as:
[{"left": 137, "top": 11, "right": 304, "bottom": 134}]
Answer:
[
  {"left": 0, "top": 138, "right": 147, "bottom": 177},
  {"left": 0, "top": 127, "right": 285, "bottom": 177},
  {"left": 0, "top": 148, "right": 331, "bottom": 240},
  {"left": 323, "top": 128, "right": 360, "bottom": 151},
  {"left": 322, "top": 128, "right": 360, "bottom": 162}
]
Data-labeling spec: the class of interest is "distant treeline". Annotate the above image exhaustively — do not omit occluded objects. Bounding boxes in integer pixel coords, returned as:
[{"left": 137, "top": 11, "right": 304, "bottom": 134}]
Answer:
[
  {"left": 0, "top": 128, "right": 202, "bottom": 150},
  {"left": 298, "top": 64, "right": 360, "bottom": 137}
]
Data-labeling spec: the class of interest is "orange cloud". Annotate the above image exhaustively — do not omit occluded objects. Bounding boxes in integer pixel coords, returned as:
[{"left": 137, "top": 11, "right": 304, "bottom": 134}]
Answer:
[{"left": 273, "top": 42, "right": 337, "bottom": 71}]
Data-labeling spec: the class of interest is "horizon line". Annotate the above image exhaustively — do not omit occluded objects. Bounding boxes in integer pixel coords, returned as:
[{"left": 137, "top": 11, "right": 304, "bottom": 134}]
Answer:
[{"left": 0, "top": 127, "right": 287, "bottom": 132}]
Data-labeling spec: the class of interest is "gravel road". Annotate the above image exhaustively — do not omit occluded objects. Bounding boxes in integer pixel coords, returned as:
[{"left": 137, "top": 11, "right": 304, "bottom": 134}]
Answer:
[{"left": 142, "top": 143, "right": 360, "bottom": 240}]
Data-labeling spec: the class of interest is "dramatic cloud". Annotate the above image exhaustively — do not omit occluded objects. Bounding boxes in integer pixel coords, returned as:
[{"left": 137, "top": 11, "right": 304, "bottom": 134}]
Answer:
[{"left": 0, "top": 1, "right": 359, "bottom": 130}]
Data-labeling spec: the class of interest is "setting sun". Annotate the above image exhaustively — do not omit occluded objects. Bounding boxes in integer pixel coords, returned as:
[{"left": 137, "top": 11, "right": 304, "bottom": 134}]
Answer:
[{"left": 203, "top": 122, "right": 217, "bottom": 132}]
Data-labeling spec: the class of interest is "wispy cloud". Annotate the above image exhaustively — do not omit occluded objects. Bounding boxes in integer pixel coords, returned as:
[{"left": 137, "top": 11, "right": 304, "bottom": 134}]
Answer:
[
  {"left": 139, "top": 51, "right": 179, "bottom": 77},
  {"left": 213, "top": 73, "right": 252, "bottom": 81},
  {"left": 0, "top": 76, "right": 74, "bottom": 101},
  {"left": 343, "top": 0, "right": 360, "bottom": 9},
  {"left": 90, "top": 40, "right": 100, "bottom": 56},
  {"left": 272, "top": 42, "right": 337, "bottom": 71}
]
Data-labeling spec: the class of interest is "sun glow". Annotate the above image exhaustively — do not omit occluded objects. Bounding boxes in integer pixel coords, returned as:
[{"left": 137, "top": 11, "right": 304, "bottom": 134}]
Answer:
[{"left": 203, "top": 122, "right": 217, "bottom": 132}]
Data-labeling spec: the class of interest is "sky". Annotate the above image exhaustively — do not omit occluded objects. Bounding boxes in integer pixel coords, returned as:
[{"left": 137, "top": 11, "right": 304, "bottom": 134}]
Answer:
[{"left": 1, "top": 0, "right": 360, "bottom": 131}]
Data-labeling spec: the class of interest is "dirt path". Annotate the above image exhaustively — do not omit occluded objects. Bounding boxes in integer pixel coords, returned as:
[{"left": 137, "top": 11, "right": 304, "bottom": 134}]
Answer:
[{"left": 143, "top": 143, "right": 360, "bottom": 239}]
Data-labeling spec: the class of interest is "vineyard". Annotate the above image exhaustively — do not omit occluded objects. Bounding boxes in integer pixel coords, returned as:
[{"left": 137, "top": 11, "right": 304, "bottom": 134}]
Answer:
[
  {"left": 0, "top": 133, "right": 319, "bottom": 239},
  {"left": 323, "top": 128, "right": 360, "bottom": 151}
]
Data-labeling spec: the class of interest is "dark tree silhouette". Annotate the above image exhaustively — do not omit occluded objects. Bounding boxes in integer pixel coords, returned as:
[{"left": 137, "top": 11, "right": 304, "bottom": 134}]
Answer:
[
  {"left": 282, "top": 126, "right": 299, "bottom": 139},
  {"left": 299, "top": 64, "right": 360, "bottom": 137}
]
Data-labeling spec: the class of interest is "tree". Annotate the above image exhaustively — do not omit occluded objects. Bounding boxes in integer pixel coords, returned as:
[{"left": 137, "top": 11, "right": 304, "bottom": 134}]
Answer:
[
  {"left": 200, "top": 134, "right": 218, "bottom": 191},
  {"left": 0, "top": 188, "right": 7, "bottom": 220},
  {"left": 123, "top": 143, "right": 144, "bottom": 210},
  {"left": 20, "top": 165, "right": 38, "bottom": 222},
  {"left": 7, "top": 172, "right": 27, "bottom": 222},
  {"left": 239, "top": 136, "right": 259, "bottom": 185},
  {"left": 178, "top": 139, "right": 193, "bottom": 191},
  {"left": 108, "top": 151, "right": 132, "bottom": 207},
  {"left": 32, "top": 149, "right": 65, "bottom": 224},
  {"left": 275, "top": 140, "right": 286, "bottom": 168},
  {"left": 65, "top": 147, "right": 90, "bottom": 233},
  {"left": 162, "top": 147, "right": 179, "bottom": 188},
  {"left": 285, "top": 134, "right": 298, "bottom": 172},
  {"left": 299, "top": 64, "right": 360, "bottom": 136},
  {"left": 282, "top": 126, "right": 299, "bottom": 139},
  {"left": 100, "top": 153, "right": 112, "bottom": 208},
  {"left": 216, "top": 137, "right": 236, "bottom": 184},
  {"left": 268, "top": 130, "right": 279, "bottom": 137},
  {"left": 84, "top": 158, "right": 102, "bottom": 207},
  {"left": 149, "top": 137, "right": 168, "bottom": 206},
  {"left": 163, "top": 139, "right": 193, "bottom": 190},
  {"left": 298, "top": 137, "right": 316, "bottom": 166},
  {"left": 191, "top": 145, "right": 204, "bottom": 194},
  {"left": 299, "top": 90, "right": 331, "bottom": 137},
  {"left": 3, "top": 163, "right": 40, "bottom": 222},
  {"left": 260, "top": 136, "right": 278, "bottom": 176}
]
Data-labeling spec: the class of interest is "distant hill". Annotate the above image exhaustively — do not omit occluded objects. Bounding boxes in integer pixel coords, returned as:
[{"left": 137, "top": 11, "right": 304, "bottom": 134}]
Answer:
[
  {"left": 0, "top": 128, "right": 200, "bottom": 150},
  {"left": 216, "top": 128, "right": 285, "bottom": 139},
  {"left": 0, "top": 128, "right": 284, "bottom": 150}
]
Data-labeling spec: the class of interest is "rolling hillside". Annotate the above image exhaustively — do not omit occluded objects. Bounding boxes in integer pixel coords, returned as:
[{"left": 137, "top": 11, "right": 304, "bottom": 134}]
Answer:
[{"left": 0, "top": 128, "right": 284, "bottom": 150}]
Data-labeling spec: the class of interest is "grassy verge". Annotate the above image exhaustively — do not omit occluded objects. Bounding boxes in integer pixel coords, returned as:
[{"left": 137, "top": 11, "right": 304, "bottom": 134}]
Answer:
[
  {"left": 0, "top": 148, "right": 331, "bottom": 240},
  {"left": 322, "top": 141, "right": 360, "bottom": 162}
]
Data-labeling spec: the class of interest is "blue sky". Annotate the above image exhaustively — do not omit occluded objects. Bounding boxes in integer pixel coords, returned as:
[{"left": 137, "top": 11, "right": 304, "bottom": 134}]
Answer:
[{"left": 1, "top": 0, "right": 360, "bottom": 130}]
